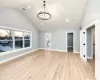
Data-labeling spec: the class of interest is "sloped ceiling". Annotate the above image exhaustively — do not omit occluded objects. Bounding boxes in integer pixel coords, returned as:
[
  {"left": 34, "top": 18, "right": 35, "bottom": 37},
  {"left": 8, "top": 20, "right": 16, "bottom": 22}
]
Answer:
[{"left": 0, "top": 0, "right": 87, "bottom": 31}]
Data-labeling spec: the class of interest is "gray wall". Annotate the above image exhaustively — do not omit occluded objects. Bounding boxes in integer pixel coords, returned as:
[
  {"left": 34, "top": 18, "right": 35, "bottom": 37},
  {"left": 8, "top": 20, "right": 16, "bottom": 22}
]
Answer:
[
  {"left": 39, "top": 29, "right": 80, "bottom": 52},
  {"left": 0, "top": 8, "right": 39, "bottom": 61},
  {"left": 67, "top": 33, "right": 73, "bottom": 47},
  {"left": 82, "top": 0, "right": 100, "bottom": 27}
]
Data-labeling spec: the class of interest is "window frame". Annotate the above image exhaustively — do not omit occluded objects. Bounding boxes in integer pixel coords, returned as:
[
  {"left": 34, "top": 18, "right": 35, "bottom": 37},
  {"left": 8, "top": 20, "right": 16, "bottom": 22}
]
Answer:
[{"left": 0, "top": 26, "right": 32, "bottom": 56}]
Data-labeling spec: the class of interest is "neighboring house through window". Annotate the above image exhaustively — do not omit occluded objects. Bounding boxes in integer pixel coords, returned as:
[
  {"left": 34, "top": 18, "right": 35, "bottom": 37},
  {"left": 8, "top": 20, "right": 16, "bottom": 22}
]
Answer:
[{"left": 0, "top": 27, "right": 32, "bottom": 54}]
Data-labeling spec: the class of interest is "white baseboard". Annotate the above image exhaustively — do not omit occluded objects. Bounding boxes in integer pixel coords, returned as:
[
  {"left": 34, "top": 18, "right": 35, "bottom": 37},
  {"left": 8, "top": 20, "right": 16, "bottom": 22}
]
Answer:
[
  {"left": 87, "top": 57, "right": 93, "bottom": 59},
  {"left": 39, "top": 48, "right": 80, "bottom": 53},
  {"left": 39, "top": 48, "right": 67, "bottom": 52},
  {"left": 0, "top": 49, "right": 39, "bottom": 64},
  {"left": 50, "top": 49, "right": 67, "bottom": 52},
  {"left": 74, "top": 51, "right": 80, "bottom": 54}
]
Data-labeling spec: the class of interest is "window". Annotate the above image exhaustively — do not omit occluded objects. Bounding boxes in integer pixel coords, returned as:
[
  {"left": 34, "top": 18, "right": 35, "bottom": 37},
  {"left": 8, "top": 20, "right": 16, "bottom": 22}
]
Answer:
[
  {"left": 24, "top": 32, "right": 31, "bottom": 48},
  {"left": 0, "top": 29, "right": 13, "bottom": 52},
  {"left": 14, "top": 31, "right": 23, "bottom": 49},
  {"left": 0, "top": 27, "right": 31, "bottom": 54}
]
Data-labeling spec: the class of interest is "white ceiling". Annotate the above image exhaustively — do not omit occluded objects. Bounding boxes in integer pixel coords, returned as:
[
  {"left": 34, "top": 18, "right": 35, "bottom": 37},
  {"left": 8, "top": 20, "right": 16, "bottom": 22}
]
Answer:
[{"left": 0, "top": 0, "right": 87, "bottom": 31}]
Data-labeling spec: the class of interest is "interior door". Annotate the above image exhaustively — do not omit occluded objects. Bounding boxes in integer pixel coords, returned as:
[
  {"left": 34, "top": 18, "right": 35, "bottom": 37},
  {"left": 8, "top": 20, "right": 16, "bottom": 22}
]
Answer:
[
  {"left": 80, "top": 29, "right": 87, "bottom": 61},
  {"left": 45, "top": 33, "right": 51, "bottom": 49}
]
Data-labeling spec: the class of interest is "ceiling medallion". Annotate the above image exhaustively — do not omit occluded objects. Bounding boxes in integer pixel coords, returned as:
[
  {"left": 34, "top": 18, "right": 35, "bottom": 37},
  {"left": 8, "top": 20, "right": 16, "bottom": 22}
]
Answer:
[{"left": 37, "top": 0, "right": 51, "bottom": 20}]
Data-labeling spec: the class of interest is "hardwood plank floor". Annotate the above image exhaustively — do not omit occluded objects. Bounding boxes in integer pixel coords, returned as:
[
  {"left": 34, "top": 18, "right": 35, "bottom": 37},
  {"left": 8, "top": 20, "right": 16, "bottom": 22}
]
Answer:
[{"left": 0, "top": 50, "right": 95, "bottom": 80}]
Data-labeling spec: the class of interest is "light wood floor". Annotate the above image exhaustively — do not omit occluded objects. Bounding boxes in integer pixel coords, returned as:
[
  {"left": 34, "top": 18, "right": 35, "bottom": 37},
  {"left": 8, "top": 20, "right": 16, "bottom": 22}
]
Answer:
[{"left": 0, "top": 50, "right": 95, "bottom": 80}]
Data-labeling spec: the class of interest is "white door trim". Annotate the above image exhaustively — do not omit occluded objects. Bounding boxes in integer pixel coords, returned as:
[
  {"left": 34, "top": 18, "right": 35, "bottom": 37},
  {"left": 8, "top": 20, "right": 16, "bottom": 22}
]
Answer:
[{"left": 82, "top": 20, "right": 99, "bottom": 61}]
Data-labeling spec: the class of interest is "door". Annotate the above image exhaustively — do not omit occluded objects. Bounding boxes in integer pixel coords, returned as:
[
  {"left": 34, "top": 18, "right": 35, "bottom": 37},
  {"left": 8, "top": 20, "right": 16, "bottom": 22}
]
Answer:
[
  {"left": 80, "top": 29, "right": 87, "bottom": 61},
  {"left": 45, "top": 33, "right": 51, "bottom": 49}
]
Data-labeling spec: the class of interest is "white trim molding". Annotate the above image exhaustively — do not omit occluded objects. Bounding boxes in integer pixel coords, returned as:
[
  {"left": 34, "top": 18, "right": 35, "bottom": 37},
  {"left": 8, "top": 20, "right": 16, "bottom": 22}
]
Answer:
[
  {"left": 39, "top": 48, "right": 67, "bottom": 52},
  {"left": 39, "top": 48, "right": 80, "bottom": 53},
  {"left": 50, "top": 49, "right": 67, "bottom": 52},
  {"left": 87, "top": 57, "right": 93, "bottom": 59},
  {"left": 74, "top": 51, "right": 80, "bottom": 54},
  {"left": 0, "top": 49, "right": 39, "bottom": 64}
]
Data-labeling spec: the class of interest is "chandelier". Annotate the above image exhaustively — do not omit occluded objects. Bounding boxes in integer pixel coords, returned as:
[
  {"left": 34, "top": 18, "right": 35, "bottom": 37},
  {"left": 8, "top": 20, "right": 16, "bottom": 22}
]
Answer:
[{"left": 37, "top": 0, "right": 51, "bottom": 20}]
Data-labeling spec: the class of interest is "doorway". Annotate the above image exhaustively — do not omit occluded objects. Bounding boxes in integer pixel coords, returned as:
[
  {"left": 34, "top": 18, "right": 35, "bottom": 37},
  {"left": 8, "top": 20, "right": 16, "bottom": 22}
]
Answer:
[
  {"left": 86, "top": 25, "right": 95, "bottom": 71},
  {"left": 67, "top": 33, "right": 73, "bottom": 52},
  {"left": 86, "top": 26, "right": 95, "bottom": 60},
  {"left": 80, "top": 20, "right": 100, "bottom": 80},
  {"left": 45, "top": 33, "right": 51, "bottom": 49}
]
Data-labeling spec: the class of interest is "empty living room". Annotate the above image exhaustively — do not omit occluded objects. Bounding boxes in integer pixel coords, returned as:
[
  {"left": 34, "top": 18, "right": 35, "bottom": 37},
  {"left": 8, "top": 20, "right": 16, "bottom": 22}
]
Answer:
[{"left": 0, "top": 0, "right": 100, "bottom": 80}]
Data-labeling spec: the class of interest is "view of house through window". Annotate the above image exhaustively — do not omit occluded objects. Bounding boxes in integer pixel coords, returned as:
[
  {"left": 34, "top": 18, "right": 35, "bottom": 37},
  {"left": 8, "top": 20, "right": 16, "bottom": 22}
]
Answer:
[
  {"left": 24, "top": 32, "right": 30, "bottom": 47},
  {"left": 14, "top": 31, "right": 23, "bottom": 49},
  {"left": 0, "top": 28, "right": 31, "bottom": 53}
]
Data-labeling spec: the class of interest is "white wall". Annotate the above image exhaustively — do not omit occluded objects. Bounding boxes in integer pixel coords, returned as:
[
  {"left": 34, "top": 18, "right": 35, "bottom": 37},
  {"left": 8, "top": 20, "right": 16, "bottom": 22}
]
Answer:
[
  {"left": 39, "top": 28, "right": 80, "bottom": 53},
  {"left": 0, "top": 8, "right": 39, "bottom": 61},
  {"left": 82, "top": 0, "right": 100, "bottom": 28}
]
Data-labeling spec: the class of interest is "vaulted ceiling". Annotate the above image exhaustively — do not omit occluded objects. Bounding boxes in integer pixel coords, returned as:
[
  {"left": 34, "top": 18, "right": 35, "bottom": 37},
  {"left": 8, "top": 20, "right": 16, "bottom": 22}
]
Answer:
[{"left": 0, "top": 0, "right": 87, "bottom": 31}]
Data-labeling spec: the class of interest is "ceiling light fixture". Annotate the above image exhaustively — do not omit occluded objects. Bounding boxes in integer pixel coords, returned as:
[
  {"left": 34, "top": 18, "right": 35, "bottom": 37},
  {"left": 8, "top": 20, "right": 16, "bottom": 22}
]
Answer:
[
  {"left": 41, "top": 23, "right": 44, "bottom": 26},
  {"left": 37, "top": 0, "right": 51, "bottom": 20},
  {"left": 66, "top": 19, "right": 70, "bottom": 22},
  {"left": 28, "top": 5, "right": 30, "bottom": 9}
]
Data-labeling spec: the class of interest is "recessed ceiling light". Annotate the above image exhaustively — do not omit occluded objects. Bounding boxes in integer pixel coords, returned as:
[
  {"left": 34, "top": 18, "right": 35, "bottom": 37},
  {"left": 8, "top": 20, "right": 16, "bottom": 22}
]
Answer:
[
  {"left": 28, "top": 5, "right": 30, "bottom": 9},
  {"left": 66, "top": 19, "right": 70, "bottom": 22},
  {"left": 41, "top": 23, "right": 44, "bottom": 26}
]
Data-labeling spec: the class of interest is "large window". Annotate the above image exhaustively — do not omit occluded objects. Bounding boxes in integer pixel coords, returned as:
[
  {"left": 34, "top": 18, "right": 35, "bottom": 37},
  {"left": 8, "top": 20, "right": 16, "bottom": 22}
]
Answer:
[
  {"left": 0, "top": 28, "right": 31, "bottom": 53},
  {"left": 0, "top": 29, "right": 13, "bottom": 53}
]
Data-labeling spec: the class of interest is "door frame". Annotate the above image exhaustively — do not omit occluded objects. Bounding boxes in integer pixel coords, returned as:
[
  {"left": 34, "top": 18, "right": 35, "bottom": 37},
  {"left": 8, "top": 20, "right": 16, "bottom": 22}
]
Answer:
[
  {"left": 45, "top": 33, "right": 51, "bottom": 49},
  {"left": 84, "top": 23, "right": 95, "bottom": 60},
  {"left": 86, "top": 27, "right": 95, "bottom": 59},
  {"left": 82, "top": 20, "right": 98, "bottom": 61},
  {"left": 82, "top": 20, "right": 100, "bottom": 61},
  {"left": 66, "top": 32, "right": 74, "bottom": 52}
]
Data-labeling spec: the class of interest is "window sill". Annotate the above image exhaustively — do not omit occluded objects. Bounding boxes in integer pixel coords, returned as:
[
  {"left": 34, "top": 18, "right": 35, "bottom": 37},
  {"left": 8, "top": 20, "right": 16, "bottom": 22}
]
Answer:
[{"left": 0, "top": 47, "right": 32, "bottom": 56}]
